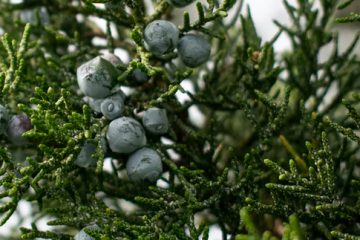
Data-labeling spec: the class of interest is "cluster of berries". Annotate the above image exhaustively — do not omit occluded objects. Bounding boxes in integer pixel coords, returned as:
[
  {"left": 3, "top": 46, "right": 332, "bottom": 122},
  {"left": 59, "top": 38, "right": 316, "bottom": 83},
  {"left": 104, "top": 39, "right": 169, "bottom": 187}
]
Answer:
[
  {"left": 144, "top": 20, "right": 211, "bottom": 68},
  {"left": 74, "top": 15, "right": 210, "bottom": 237},
  {"left": 0, "top": 105, "right": 32, "bottom": 147},
  {"left": 76, "top": 53, "right": 169, "bottom": 183}
]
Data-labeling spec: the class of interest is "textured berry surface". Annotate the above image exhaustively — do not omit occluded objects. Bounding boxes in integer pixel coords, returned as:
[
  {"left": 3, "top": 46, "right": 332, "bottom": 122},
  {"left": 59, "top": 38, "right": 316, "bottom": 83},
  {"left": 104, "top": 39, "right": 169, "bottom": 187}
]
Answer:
[
  {"left": 76, "top": 56, "right": 118, "bottom": 99},
  {"left": 142, "top": 107, "right": 169, "bottom": 134},
  {"left": 74, "top": 142, "right": 97, "bottom": 168},
  {"left": 178, "top": 34, "right": 211, "bottom": 68},
  {"left": 106, "top": 117, "right": 146, "bottom": 154},
  {"left": 100, "top": 94, "right": 124, "bottom": 120},
  {"left": 132, "top": 69, "right": 148, "bottom": 83},
  {"left": 167, "top": 0, "right": 194, "bottom": 7},
  {"left": 144, "top": 20, "right": 179, "bottom": 56},
  {"left": 6, "top": 113, "right": 32, "bottom": 146},
  {"left": 100, "top": 53, "right": 123, "bottom": 66},
  {"left": 126, "top": 147, "right": 163, "bottom": 182},
  {"left": 0, "top": 104, "right": 9, "bottom": 135}
]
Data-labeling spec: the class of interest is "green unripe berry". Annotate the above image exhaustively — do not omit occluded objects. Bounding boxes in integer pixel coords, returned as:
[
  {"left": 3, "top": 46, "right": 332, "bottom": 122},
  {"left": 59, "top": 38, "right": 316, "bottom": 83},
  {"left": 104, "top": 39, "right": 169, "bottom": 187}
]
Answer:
[{"left": 126, "top": 147, "right": 163, "bottom": 182}]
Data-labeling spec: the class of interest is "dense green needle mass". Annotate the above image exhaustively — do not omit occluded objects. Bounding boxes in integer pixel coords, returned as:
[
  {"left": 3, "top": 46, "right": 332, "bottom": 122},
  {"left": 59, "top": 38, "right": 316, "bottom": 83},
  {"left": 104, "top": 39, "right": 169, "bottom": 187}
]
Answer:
[{"left": 0, "top": 0, "right": 359, "bottom": 239}]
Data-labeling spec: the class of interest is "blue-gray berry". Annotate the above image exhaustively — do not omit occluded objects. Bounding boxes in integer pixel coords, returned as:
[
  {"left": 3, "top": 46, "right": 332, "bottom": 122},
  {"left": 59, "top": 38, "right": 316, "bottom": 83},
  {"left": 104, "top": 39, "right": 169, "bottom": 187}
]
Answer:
[
  {"left": 20, "top": 7, "right": 50, "bottom": 25},
  {"left": 100, "top": 94, "right": 124, "bottom": 120},
  {"left": 74, "top": 141, "right": 97, "bottom": 168},
  {"left": 177, "top": 34, "right": 211, "bottom": 68},
  {"left": 0, "top": 104, "right": 10, "bottom": 135},
  {"left": 106, "top": 117, "right": 146, "bottom": 154},
  {"left": 126, "top": 147, "right": 163, "bottom": 182},
  {"left": 132, "top": 69, "right": 148, "bottom": 83},
  {"left": 85, "top": 97, "right": 103, "bottom": 114},
  {"left": 75, "top": 225, "right": 99, "bottom": 240},
  {"left": 167, "top": 0, "right": 194, "bottom": 7},
  {"left": 76, "top": 56, "right": 118, "bottom": 99},
  {"left": 6, "top": 113, "right": 32, "bottom": 146},
  {"left": 101, "top": 53, "right": 123, "bottom": 66},
  {"left": 142, "top": 108, "right": 169, "bottom": 135},
  {"left": 144, "top": 20, "right": 179, "bottom": 56}
]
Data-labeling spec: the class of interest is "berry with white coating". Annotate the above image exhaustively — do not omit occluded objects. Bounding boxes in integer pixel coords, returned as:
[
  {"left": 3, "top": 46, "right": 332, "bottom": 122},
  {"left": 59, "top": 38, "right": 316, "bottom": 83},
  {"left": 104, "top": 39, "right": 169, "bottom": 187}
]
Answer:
[
  {"left": 6, "top": 113, "right": 32, "bottom": 146},
  {"left": 100, "top": 52, "right": 123, "bottom": 66},
  {"left": 132, "top": 69, "right": 148, "bottom": 83},
  {"left": 100, "top": 94, "right": 124, "bottom": 120},
  {"left": 142, "top": 108, "right": 169, "bottom": 135},
  {"left": 126, "top": 147, "right": 163, "bottom": 182},
  {"left": 84, "top": 96, "right": 103, "bottom": 114},
  {"left": 76, "top": 56, "right": 118, "bottom": 99},
  {"left": 144, "top": 20, "right": 179, "bottom": 56},
  {"left": 0, "top": 104, "right": 10, "bottom": 135},
  {"left": 168, "top": 0, "right": 194, "bottom": 7},
  {"left": 74, "top": 225, "right": 99, "bottom": 240},
  {"left": 74, "top": 141, "right": 97, "bottom": 168},
  {"left": 177, "top": 34, "right": 211, "bottom": 68},
  {"left": 106, "top": 117, "right": 146, "bottom": 154}
]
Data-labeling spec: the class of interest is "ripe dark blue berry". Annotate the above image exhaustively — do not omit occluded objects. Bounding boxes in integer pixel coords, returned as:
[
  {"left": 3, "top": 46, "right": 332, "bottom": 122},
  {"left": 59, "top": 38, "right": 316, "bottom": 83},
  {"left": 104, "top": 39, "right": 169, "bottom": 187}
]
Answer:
[
  {"left": 177, "top": 34, "right": 211, "bottom": 68},
  {"left": 144, "top": 20, "right": 179, "bottom": 56}
]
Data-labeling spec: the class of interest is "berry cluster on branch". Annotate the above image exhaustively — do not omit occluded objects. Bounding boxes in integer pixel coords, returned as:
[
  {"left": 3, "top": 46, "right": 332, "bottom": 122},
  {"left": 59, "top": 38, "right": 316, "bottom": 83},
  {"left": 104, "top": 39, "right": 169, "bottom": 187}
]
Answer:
[{"left": 0, "top": 0, "right": 359, "bottom": 239}]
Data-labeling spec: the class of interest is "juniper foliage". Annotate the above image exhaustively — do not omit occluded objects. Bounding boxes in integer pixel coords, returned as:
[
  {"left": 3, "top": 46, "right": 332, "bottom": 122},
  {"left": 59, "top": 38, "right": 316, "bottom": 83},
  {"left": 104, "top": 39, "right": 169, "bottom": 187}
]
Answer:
[{"left": 0, "top": 0, "right": 359, "bottom": 239}]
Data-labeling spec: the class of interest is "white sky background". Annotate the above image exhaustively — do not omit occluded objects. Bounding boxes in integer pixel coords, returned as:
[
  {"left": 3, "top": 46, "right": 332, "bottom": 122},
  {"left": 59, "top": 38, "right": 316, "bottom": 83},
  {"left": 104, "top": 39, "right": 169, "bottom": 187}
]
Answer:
[{"left": 2, "top": 0, "right": 359, "bottom": 239}]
